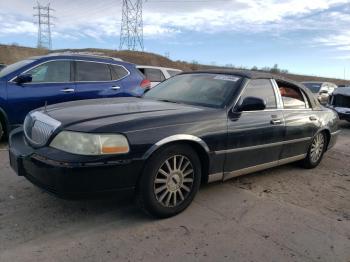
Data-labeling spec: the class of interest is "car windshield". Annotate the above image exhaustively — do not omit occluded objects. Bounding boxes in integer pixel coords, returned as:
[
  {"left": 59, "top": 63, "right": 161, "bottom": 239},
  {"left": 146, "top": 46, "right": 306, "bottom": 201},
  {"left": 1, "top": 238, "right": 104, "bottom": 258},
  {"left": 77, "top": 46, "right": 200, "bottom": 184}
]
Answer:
[
  {"left": 0, "top": 59, "right": 34, "bottom": 78},
  {"left": 144, "top": 73, "right": 242, "bottom": 108},
  {"left": 303, "top": 83, "right": 322, "bottom": 93}
]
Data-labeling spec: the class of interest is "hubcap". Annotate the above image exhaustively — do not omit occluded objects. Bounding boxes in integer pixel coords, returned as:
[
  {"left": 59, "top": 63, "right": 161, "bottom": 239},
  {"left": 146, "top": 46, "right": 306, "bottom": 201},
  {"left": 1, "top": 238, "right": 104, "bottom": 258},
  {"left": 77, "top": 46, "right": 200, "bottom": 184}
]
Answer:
[
  {"left": 310, "top": 133, "right": 325, "bottom": 163},
  {"left": 154, "top": 155, "right": 194, "bottom": 207}
]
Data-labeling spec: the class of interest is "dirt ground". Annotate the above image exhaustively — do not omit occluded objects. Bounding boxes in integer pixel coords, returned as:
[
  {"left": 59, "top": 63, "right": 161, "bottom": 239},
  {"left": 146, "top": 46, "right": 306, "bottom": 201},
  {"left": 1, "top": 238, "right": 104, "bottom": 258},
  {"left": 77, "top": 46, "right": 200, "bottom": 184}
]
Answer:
[{"left": 0, "top": 122, "right": 349, "bottom": 262}]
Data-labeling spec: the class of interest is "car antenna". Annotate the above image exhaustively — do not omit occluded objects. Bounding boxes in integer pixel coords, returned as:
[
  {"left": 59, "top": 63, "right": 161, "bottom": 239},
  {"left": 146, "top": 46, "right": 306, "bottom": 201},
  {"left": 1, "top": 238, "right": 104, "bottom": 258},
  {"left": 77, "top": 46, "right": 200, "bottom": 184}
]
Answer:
[{"left": 44, "top": 101, "right": 48, "bottom": 113}]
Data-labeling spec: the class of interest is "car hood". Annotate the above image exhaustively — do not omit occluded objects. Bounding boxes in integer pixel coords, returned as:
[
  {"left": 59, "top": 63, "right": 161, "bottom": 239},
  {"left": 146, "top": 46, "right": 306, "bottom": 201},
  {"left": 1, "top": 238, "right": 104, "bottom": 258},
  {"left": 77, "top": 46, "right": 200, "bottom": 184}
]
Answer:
[{"left": 44, "top": 97, "right": 212, "bottom": 132}]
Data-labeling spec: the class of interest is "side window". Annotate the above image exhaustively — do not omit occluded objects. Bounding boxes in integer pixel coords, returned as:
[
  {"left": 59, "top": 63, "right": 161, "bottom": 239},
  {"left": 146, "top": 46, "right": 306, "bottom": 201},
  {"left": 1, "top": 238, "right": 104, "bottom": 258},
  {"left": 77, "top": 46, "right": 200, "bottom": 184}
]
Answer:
[
  {"left": 76, "top": 61, "right": 111, "bottom": 81},
  {"left": 144, "top": 68, "right": 166, "bottom": 82},
  {"left": 240, "top": 79, "right": 277, "bottom": 109},
  {"left": 167, "top": 70, "right": 181, "bottom": 77},
  {"left": 279, "top": 85, "right": 306, "bottom": 109},
  {"left": 27, "top": 61, "right": 71, "bottom": 83},
  {"left": 111, "top": 65, "right": 129, "bottom": 80}
]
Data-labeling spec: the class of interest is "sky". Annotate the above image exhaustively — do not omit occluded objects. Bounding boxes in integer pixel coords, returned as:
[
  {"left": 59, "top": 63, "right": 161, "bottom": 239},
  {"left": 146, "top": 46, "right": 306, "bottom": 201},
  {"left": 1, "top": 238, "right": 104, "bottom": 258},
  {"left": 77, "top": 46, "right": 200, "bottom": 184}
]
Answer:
[{"left": 1, "top": 0, "right": 350, "bottom": 79}]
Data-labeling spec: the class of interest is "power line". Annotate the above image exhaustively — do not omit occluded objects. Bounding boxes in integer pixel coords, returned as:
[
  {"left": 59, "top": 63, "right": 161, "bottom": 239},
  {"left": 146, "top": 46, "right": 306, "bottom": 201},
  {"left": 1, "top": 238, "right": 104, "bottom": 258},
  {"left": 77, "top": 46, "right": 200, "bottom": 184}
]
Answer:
[
  {"left": 119, "top": 0, "right": 144, "bottom": 51},
  {"left": 34, "top": 2, "right": 54, "bottom": 49}
]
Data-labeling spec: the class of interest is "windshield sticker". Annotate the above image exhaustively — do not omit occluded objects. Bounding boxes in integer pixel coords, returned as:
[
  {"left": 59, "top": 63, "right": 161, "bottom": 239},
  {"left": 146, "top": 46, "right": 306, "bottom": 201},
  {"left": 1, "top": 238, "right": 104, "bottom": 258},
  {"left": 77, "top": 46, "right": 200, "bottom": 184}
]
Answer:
[{"left": 214, "top": 75, "right": 240, "bottom": 82}]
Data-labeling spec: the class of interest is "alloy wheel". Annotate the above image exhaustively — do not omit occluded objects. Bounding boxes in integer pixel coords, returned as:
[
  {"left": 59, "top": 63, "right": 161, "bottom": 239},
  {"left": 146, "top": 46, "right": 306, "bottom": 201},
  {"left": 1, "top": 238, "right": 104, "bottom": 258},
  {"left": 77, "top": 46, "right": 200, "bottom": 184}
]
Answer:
[
  {"left": 310, "top": 133, "right": 325, "bottom": 163},
  {"left": 153, "top": 155, "right": 194, "bottom": 207}
]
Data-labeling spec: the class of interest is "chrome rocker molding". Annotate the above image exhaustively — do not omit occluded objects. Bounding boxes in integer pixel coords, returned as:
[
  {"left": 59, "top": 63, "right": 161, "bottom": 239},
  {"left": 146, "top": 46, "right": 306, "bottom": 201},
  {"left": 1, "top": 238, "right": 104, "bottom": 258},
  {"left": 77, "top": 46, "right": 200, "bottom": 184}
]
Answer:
[
  {"left": 142, "top": 134, "right": 210, "bottom": 160},
  {"left": 214, "top": 137, "right": 311, "bottom": 155},
  {"left": 208, "top": 154, "right": 307, "bottom": 183}
]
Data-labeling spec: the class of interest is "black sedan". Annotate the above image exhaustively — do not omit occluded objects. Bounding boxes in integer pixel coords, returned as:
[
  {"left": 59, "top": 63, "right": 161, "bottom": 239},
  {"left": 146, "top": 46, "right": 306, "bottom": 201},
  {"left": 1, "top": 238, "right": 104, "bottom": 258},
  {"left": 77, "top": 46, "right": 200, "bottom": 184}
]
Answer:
[{"left": 9, "top": 70, "right": 340, "bottom": 218}]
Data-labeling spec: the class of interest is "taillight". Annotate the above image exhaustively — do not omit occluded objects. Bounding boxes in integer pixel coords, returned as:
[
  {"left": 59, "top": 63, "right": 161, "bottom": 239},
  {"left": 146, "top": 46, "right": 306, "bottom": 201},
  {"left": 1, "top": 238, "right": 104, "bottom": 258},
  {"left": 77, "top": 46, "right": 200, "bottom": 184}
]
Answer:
[{"left": 140, "top": 79, "right": 151, "bottom": 89}]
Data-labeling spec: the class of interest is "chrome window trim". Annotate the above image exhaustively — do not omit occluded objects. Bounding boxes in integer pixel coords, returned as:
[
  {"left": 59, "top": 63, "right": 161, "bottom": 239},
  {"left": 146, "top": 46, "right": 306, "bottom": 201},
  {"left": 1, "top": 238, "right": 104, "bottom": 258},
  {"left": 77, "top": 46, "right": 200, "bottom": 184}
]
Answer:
[
  {"left": 9, "top": 59, "right": 130, "bottom": 84},
  {"left": 270, "top": 79, "right": 284, "bottom": 109},
  {"left": 214, "top": 137, "right": 312, "bottom": 155},
  {"left": 75, "top": 60, "right": 130, "bottom": 83}
]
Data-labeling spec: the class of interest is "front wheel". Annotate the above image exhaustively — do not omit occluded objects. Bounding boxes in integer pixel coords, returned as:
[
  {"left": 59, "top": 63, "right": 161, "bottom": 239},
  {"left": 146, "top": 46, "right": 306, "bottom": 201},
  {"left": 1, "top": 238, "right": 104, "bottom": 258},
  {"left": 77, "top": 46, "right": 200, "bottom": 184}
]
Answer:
[
  {"left": 300, "top": 132, "right": 327, "bottom": 169},
  {"left": 136, "top": 144, "right": 201, "bottom": 218}
]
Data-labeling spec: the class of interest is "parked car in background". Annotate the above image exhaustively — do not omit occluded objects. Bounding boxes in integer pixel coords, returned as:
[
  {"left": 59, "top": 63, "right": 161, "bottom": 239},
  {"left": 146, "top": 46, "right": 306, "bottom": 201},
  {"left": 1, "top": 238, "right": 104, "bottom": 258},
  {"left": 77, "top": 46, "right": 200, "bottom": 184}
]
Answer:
[
  {"left": 9, "top": 70, "right": 339, "bottom": 218},
  {"left": 328, "top": 87, "right": 350, "bottom": 122},
  {"left": 137, "top": 65, "right": 182, "bottom": 88},
  {"left": 0, "top": 64, "right": 6, "bottom": 71},
  {"left": 0, "top": 54, "right": 150, "bottom": 140},
  {"left": 302, "top": 82, "right": 337, "bottom": 105}
]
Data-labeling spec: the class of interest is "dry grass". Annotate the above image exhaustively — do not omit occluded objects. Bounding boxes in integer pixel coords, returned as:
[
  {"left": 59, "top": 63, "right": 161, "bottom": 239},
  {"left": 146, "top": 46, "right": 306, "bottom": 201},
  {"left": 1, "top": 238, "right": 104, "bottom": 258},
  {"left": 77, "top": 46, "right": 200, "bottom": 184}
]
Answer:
[{"left": 1, "top": 44, "right": 349, "bottom": 85}]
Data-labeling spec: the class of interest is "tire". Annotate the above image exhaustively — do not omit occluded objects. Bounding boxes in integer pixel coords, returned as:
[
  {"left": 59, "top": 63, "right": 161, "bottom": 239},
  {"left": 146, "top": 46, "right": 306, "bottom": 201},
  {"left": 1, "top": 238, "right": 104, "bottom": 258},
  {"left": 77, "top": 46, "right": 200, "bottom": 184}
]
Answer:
[
  {"left": 136, "top": 144, "right": 201, "bottom": 218},
  {"left": 300, "top": 132, "right": 327, "bottom": 169},
  {"left": 0, "top": 121, "right": 4, "bottom": 141}
]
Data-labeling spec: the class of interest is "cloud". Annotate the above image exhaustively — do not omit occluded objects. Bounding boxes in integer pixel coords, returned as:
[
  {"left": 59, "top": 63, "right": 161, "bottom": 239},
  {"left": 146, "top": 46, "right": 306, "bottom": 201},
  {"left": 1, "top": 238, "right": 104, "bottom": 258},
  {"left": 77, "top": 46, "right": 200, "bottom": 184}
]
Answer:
[{"left": 0, "top": 0, "right": 349, "bottom": 42}]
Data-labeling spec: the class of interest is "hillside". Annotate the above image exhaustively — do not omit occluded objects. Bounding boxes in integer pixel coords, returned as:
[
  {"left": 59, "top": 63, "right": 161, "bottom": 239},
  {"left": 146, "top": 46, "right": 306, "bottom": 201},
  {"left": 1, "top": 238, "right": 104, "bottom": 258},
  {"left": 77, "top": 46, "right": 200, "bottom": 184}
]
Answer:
[{"left": 1, "top": 44, "right": 349, "bottom": 85}]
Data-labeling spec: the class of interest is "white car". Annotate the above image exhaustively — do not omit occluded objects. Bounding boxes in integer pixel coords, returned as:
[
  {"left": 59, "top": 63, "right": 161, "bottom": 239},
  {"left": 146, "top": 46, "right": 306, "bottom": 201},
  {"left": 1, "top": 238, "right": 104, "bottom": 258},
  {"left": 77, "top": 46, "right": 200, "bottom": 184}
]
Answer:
[{"left": 137, "top": 65, "right": 182, "bottom": 88}]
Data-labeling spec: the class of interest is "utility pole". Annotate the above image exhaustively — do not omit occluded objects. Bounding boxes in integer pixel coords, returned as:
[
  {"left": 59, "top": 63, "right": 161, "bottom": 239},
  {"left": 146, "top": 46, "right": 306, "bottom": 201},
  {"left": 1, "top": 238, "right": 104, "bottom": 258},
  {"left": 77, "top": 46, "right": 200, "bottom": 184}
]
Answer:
[
  {"left": 34, "top": 2, "right": 54, "bottom": 49},
  {"left": 119, "top": 0, "right": 144, "bottom": 51}
]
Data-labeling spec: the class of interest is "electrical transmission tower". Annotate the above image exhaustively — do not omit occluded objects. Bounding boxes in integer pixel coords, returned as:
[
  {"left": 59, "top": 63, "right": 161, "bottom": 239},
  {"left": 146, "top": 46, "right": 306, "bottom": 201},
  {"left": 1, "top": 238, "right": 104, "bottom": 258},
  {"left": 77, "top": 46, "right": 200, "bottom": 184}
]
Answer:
[
  {"left": 119, "top": 0, "right": 144, "bottom": 51},
  {"left": 34, "top": 2, "right": 54, "bottom": 49}
]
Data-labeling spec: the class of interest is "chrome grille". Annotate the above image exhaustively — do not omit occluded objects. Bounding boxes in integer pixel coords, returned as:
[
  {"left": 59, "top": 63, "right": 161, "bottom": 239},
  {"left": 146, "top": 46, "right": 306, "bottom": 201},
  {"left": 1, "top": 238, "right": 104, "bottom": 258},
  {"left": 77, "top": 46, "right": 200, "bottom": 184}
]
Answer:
[{"left": 24, "top": 112, "right": 61, "bottom": 147}]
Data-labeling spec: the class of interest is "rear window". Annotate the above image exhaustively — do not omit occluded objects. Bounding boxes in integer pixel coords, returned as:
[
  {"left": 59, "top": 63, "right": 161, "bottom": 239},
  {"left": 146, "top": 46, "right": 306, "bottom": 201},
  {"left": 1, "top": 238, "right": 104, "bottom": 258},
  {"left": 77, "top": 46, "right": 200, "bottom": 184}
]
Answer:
[
  {"left": 76, "top": 61, "right": 111, "bottom": 81},
  {"left": 140, "top": 68, "right": 166, "bottom": 82},
  {"left": 111, "top": 65, "right": 129, "bottom": 80},
  {"left": 303, "top": 83, "right": 322, "bottom": 93}
]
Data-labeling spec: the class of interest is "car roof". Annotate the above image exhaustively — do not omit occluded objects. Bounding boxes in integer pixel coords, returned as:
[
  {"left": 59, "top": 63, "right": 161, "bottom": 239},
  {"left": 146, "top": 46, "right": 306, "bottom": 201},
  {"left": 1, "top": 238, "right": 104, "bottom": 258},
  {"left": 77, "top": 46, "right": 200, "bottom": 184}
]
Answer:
[
  {"left": 27, "top": 53, "right": 130, "bottom": 65},
  {"left": 137, "top": 65, "right": 182, "bottom": 71},
  {"left": 333, "top": 87, "right": 350, "bottom": 97}
]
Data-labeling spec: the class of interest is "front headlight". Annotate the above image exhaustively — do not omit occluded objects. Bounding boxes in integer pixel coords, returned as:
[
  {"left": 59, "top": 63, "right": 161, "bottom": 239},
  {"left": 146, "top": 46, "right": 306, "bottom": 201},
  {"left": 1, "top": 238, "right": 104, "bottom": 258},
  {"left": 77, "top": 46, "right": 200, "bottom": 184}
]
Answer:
[{"left": 50, "top": 131, "right": 130, "bottom": 155}]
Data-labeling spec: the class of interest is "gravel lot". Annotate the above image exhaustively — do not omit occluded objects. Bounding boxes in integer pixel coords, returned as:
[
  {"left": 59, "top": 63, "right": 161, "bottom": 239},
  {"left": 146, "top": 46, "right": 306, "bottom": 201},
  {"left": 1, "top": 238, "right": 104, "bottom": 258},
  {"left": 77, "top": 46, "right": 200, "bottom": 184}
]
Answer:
[{"left": 0, "top": 122, "right": 349, "bottom": 262}]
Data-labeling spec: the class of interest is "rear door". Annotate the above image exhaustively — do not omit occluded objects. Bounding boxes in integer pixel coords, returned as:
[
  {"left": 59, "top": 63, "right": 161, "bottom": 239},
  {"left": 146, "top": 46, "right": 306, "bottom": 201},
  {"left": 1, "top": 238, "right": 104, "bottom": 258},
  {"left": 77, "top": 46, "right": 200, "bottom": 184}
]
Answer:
[
  {"left": 7, "top": 60, "right": 75, "bottom": 125},
  {"left": 224, "top": 79, "right": 285, "bottom": 178},
  {"left": 74, "top": 61, "right": 126, "bottom": 100},
  {"left": 276, "top": 80, "right": 320, "bottom": 159}
]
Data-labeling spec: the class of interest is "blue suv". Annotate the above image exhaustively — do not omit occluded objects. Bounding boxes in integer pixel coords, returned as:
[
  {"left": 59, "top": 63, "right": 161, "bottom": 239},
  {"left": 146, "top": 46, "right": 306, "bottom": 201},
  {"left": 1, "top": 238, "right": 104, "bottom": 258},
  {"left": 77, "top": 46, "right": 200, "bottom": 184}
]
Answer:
[{"left": 0, "top": 54, "right": 150, "bottom": 139}]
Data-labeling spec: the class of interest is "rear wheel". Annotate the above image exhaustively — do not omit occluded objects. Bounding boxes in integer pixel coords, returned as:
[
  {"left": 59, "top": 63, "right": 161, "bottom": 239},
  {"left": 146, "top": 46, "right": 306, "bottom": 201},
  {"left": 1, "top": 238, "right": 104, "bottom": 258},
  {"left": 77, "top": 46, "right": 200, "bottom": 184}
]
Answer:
[
  {"left": 136, "top": 144, "right": 201, "bottom": 218},
  {"left": 300, "top": 132, "right": 327, "bottom": 169}
]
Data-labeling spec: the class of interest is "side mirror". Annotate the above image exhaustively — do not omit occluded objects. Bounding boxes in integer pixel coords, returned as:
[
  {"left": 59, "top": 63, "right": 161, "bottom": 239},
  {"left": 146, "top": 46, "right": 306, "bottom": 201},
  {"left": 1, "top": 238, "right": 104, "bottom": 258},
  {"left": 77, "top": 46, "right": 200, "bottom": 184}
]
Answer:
[
  {"left": 14, "top": 74, "right": 32, "bottom": 84},
  {"left": 319, "top": 90, "right": 328, "bottom": 95},
  {"left": 237, "top": 96, "right": 266, "bottom": 112}
]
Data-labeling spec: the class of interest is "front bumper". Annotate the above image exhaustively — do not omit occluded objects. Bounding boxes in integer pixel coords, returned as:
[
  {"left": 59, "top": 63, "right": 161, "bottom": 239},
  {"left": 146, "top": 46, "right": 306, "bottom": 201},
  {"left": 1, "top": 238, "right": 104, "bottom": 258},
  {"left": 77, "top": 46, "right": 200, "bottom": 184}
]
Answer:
[{"left": 9, "top": 129, "right": 144, "bottom": 198}]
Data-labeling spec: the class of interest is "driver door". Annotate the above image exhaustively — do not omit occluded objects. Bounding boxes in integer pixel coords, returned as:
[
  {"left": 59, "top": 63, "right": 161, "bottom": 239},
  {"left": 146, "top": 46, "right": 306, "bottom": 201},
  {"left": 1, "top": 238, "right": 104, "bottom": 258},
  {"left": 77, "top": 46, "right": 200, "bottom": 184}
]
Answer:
[
  {"left": 224, "top": 79, "right": 285, "bottom": 179},
  {"left": 6, "top": 60, "right": 76, "bottom": 125}
]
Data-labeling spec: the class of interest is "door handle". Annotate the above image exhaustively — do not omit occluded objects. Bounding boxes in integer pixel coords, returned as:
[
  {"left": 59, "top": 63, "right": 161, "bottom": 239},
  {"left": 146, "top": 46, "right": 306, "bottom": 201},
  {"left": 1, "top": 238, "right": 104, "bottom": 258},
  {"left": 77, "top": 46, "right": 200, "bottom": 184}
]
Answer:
[
  {"left": 270, "top": 119, "right": 283, "bottom": 125},
  {"left": 60, "top": 88, "right": 75, "bottom": 93},
  {"left": 110, "top": 86, "right": 121, "bottom": 90},
  {"left": 309, "top": 116, "right": 318, "bottom": 121}
]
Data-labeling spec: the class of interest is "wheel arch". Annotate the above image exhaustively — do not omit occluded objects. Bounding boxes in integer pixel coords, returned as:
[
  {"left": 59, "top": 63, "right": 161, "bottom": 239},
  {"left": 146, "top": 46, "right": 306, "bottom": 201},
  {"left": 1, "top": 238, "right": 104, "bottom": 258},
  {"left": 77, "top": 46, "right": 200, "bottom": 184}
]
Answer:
[
  {"left": 314, "top": 128, "right": 331, "bottom": 151},
  {"left": 142, "top": 135, "right": 211, "bottom": 184}
]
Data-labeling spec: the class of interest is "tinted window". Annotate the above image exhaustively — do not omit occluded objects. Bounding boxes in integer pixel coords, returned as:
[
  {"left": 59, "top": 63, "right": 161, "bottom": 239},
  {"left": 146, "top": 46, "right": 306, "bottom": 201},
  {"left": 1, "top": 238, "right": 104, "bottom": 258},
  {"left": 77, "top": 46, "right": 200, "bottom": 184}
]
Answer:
[
  {"left": 167, "top": 70, "right": 181, "bottom": 77},
  {"left": 27, "top": 61, "right": 71, "bottom": 83},
  {"left": 77, "top": 61, "right": 111, "bottom": 81},
  {"left": 144, "top": 74, "right": 241, "bottom": 108},
  {"left": 279, "top": 86, "right": 306, "bottom": 109},
  {"left": 240, "top": 79, "right": 277, "bottom": 109},
  {"left": 111, "top": 65, "right": 129, "bottom": 80},
  {"left": 143, "top": 68, "right": 165, "bottom": 82},
  {"left": 0, "top": 59, "right": 34, "bottom": 78}
]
